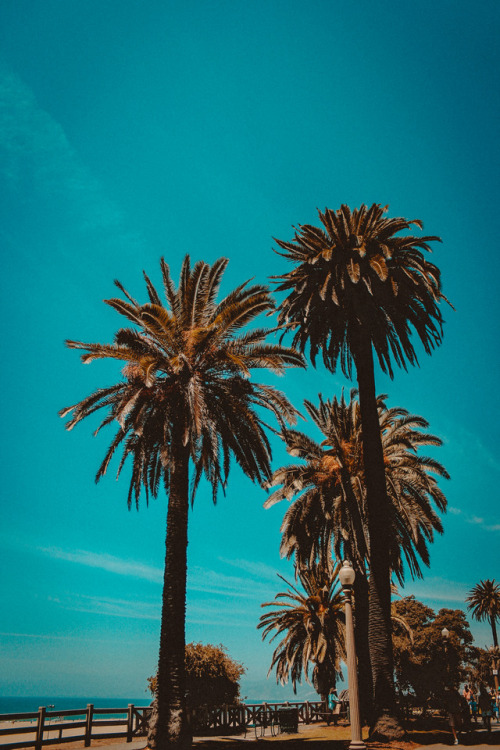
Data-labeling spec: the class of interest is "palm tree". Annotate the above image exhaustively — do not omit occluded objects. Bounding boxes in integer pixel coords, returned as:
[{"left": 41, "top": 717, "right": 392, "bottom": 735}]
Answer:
[
  {"left": 265, "top": 390, "right": 448, "bottom": 719},
  {"left": 258, "top": 560, "right": 346, "bottom": 700},
  {"left": 466, "top": 580, "right": 500, "bottom": 648},
  {"left": 273, "top": 204, "right": 451, "bottom": 736},
  {"left": 60, "top": 255, "right": 303, "bottom": 750}
]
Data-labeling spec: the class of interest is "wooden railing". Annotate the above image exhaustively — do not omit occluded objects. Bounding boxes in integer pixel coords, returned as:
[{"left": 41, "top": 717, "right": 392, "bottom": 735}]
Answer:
[
  {"left": 0, "top": 700, "right": 340, "bottom": 748},
  {"left": 0, "top": 704, "right": 152, "bottom": 750}
]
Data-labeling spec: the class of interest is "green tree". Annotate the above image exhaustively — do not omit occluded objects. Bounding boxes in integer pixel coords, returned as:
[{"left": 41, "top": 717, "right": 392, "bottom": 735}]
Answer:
[
  {"left": 264, "top": 390, "right": 448, "bottom": 719},
  {"left": 258, "top": 560, "right": 346, "bottom": 701},
  {"left": 392, "top": 597, "right": 474, "bottom": 705},
  {"left": 60, "top": 256, "right": 303, "bottom": 750},
  {"left": 273, "top": 203, "right": 451, "bottom": 737},
  {"left": 148, "top": 643, "right": 246, "bottom": 708},
  {"left": 466, "top": 579, "right": 500, "bottom": 648},
  {"left": 467, "top": 645, "right": 500, "bottom": 692}
]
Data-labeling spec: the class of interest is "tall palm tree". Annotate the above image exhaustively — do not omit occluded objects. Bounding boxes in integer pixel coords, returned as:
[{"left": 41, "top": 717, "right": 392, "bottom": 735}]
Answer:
[
  {"left": 60, "top": 256, "right": 303, "bottom": 750},
  {"left": 265, "top": 390, "right": 448, "bottom": 719},
  {"left": 258, "top": 560, "right": 346, "bottom": 700},
  {"left": 466, "top": 579, "right": 500, "bottom": 648},
  {"left": 273, "top": 204, "right": 451, "bottom": 736}
]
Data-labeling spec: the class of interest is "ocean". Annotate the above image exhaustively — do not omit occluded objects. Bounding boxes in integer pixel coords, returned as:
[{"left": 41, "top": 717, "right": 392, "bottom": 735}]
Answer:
[{"left": 0, "top": 697, "right": 152, "bottom": 717}]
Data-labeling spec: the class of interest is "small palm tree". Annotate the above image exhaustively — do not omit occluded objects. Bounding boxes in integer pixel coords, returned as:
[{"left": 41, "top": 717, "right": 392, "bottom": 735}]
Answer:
[
  {"left": 60, "top": 256, "right": 303, "bottom": 749},
  {"left": 258, "top": 560, "right": 345, "bottom": 700},
  {"left": 273, "top": 203, "right": 451, "bottom": 736},
  {"left": 466, "top": 579, "right": 500, "bottom": 648}
]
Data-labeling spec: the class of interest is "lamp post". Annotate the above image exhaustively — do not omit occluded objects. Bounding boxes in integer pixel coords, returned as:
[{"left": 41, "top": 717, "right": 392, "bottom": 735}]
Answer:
[
  {"left": 489, "top": 647, "right": 499, "bottom": 692},
  {"left": 339, "top": 560, "right": 366, "bottom": 750},
  {"left": 441, "top": 628, "right": 450, "bottom": 686}
]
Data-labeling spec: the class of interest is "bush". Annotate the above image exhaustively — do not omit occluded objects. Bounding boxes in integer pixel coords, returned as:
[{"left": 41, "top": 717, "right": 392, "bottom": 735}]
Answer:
[{"left": 148, "top": 642, "right": 246, "bottom": 708}]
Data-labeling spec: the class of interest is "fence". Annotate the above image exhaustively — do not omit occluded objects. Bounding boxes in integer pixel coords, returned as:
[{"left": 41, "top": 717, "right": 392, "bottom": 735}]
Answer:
[
  {"left": 0, "top": 700, "right": 335, "bottom": 749},
  {"left": 0, "top": 704, "right": 151, "bottom": 750}
]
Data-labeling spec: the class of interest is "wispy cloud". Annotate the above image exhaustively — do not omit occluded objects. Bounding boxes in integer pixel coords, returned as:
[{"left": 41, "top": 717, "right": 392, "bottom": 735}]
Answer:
[
  {"left": 0, "top": 68, "right": 142, "bottom": 261},
  {"left": 188, "top": 565, "right": 272, "bottom": 600},
  {"left": 64, "top": 594, "right": 159, "bottom": 620},
  {"left": 401, "top": 576, "right": 469, "bottom": 604},
  {"left": 39, "top": 547, "right": 278, "bottom": 601},
  {"left": 445, "top": 506, "right": 499, "bottom": 533},
  {"left": 0, "top": 631, "right": 81, "bottom": 641},
  {"left": 218, "top": 557, "right": 281, "bottom": 582},
  {"left": 40, "top": 547, "right": 163, "bottom": 582},
  {"left": 440, "top": 422, "right": 500, "bottom": 475}
]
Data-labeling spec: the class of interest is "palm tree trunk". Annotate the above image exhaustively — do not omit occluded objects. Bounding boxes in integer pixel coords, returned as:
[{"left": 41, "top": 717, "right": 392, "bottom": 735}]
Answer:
[
  {"left": 491, "top": 616, "right": 498, "bottom": 648},
  {"left": 353, "top": 332, "right": 403, "bottom": 739},
  {"left": 149, "top": 438, "right": 191, "bottom": 750},
  {"left": 353, "top": 566, "right": 372, "bottom": 724}
]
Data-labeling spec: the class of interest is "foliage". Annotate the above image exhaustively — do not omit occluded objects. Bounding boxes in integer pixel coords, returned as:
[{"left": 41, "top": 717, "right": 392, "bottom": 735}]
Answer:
[
  {"left": 273, "top": 203, "right": 450, "bottom": 378},
  {"left": 273, "top": 203, "right": 450, "bottom": 735},
  {"left": 265, "top": 390, "right": 448, "bottom": 584},
  {"left": 148, "top": 643, "right": 246, "bottom": 707},
  {"left": 466, "top": 579, "right": 500, "bottom": 648},
  {"left": 258, "top": 560, "right": 345, "bottom": 699},
  {"left": 392, "top": 596, "right": 474, "bottom": 703},
  {"left": 60, "top": 255, "right": 302, "bottom": 748},
  {"left": 61, "top": 255, "right": 303, "bottom": 508},
  {"left": 466, "top": 645, "right": 500, "bottom": 692}
]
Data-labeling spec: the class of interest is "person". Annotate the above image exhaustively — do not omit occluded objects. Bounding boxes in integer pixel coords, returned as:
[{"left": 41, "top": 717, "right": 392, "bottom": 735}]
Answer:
[
  {"left": 443, "top": 686, "right": 463, "bottom": 745},
  {"left": 462, "top": 684, "right": 472, "bottom": 702},
  {"left": 493, "top": 688, "right": 499, "bottom": 721},
  {"left": 469, "top": 694, "right": 479, "bottom": 724},
  {"left": 478, "top": 684, "right": 492, "bottom": 732},
  {"left": 327, "top": 688, "right": 341, "bottom": 726}
]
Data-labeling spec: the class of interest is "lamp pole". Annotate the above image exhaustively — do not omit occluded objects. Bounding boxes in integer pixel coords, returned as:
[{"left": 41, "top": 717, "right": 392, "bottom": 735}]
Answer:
[
  {"left": 489, "top": 647, "right": 499, "bottom": 692},
  {"left": 339, "top": 560, "right": 366, "bottom": 750},
  {"left": 441, "top": 628, "right": 450, "bottom": 686}
]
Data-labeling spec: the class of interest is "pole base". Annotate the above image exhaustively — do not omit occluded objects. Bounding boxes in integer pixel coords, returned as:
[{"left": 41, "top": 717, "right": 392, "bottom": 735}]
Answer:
[{"left": 349, "top": 741, "right": 367, "bottom": 750}]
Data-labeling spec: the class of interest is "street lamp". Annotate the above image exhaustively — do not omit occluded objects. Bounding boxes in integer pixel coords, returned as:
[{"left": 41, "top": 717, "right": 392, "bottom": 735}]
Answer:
[
  {"left": 441, "top": 628, "right": 450, "bottom": 686},
  {"left": 489, "top": 647, "right": 499, "bottom": 691},
  {"left": 339, "top": 560, "right": 366, "bottom": 750}
]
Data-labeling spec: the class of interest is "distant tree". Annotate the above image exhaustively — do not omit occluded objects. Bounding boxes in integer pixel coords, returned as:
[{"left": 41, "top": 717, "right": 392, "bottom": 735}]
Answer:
[
  {"left": 148, "top": 643, "right": 246, "bottom": 708},
  {"left": 258, "top": 560, "right": 345, "bottom": 701},
  {"left": 392, "top": 596, "right": 474, "bottom": 705},
  {"left": 466, "top": 579, "right": 500, "bottom": 648},
  {"left": 466, "top": 645, "right": 500, "bottom": 693}
]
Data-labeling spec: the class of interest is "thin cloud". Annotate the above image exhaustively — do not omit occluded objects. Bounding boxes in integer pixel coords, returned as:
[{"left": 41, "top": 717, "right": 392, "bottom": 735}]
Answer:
[
  {"left": 64, "top": 594, "right": 159, "bottom": 620},
  {"left": 40, "top": 546, "right": 163, "bottom": 582},
  {"left": 0, "top": 68, "right": 143, "bottom": 261},
  {"left": 187, "top": 565, "right": 272, "bottom": 599},
  {"left": 217, "top": 557, "right": 282, "bottom": 582},
  {"left": 402, "top": 576, "right": 469, "bottom": 604},
  {"left": 39, "top": 546, "right": 276, "bottom": 599}
]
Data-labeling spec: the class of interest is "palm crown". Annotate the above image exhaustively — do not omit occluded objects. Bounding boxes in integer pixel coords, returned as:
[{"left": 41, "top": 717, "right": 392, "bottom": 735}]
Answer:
[
  {"left": 60, "top": 255, "right": 303, "bottom": 507},
  {"left": 274, "top": 203, "right": 450, "bottom": 377},
  {"left": 466, "top": 579, "right": 500, "bottom": 647},
  {"left": 258, "top": 560, "right": 346, "bottom": 696},
  {"left": 264, "top": 391, "right": 448, "bottom": 583}
]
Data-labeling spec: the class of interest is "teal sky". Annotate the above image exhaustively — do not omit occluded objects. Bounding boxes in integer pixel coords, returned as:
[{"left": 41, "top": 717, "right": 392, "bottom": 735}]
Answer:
[{"left": 0, "top": 1, "right": 498, "bottom": 701}]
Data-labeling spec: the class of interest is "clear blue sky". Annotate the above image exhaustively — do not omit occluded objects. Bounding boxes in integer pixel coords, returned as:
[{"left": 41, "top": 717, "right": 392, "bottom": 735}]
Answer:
[{"left": 0, "top": 0, "right": 498, "bottom": 701}]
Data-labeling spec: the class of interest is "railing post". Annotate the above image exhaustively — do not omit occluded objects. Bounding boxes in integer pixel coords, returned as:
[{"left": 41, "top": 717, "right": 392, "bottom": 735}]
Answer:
[
  {"left": 35, "top": 706, "right": 46, "bottom": 750},
  {"left": 305, "top": 701, "right": 310, "bottom": 724},
  {"left": 84, "top": 704, "right": 94, "bottom": 747},
  {"left": 127, "top": 704, "right": 133, "bottom": 742}
]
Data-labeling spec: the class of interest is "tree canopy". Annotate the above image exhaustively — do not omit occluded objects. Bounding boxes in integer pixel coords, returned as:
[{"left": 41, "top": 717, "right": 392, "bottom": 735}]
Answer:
[
  {"left": 149, "top": 643, "right": 246, "bottom": 708},
  {"left": 392, "top": 596, "right": 474, "bottom": 703}
]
